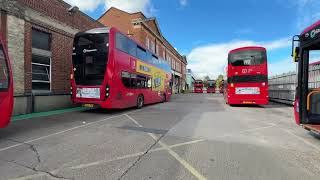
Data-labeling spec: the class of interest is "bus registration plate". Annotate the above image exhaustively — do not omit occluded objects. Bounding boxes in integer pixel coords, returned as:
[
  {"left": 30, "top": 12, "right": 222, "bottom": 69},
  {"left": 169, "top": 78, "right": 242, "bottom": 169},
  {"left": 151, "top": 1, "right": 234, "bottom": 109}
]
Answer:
[
  {"left": 76, "top": 88, "right": 100, "bottom": 99},
  {"left": 235, "top": 87, "right": 260, "bottom": 95}
]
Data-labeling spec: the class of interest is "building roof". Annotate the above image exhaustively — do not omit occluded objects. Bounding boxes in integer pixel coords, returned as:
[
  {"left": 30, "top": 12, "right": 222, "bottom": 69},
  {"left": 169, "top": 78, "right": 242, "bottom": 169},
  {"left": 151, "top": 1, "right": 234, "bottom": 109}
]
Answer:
[{"left": 99, "top": 7, "right": 187, "bottom": 64}]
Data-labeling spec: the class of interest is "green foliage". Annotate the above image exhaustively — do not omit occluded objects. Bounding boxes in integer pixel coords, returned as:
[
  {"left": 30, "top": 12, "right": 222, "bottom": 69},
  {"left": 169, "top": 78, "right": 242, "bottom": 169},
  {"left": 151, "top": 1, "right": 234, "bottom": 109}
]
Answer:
[{"left": 216, "top": 75, "right": 224, "bottom": 87}]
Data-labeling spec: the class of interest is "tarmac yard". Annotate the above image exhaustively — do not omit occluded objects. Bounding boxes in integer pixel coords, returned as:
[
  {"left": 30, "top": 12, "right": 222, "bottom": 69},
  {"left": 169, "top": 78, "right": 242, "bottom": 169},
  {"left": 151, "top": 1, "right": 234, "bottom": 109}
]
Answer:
[{"left": 1, "top": 94, "right": 320, "bottom": 180}]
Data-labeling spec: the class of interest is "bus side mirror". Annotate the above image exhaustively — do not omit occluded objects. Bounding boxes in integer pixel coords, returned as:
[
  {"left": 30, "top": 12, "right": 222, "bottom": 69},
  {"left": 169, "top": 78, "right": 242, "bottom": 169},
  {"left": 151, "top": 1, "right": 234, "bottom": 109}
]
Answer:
[
  {"left": 293, "top": 47, "right": 300, "bottom": 62},
  {"left": 291, "top": 35, "right": 300, "bottom": 63}
]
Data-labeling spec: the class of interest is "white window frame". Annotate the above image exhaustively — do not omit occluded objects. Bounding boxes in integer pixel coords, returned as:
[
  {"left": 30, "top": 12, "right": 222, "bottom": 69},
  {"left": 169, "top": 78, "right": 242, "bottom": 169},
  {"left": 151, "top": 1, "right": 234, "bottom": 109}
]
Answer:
[{"left": 32, "top": 48, "right": 52, "bottom": 92}]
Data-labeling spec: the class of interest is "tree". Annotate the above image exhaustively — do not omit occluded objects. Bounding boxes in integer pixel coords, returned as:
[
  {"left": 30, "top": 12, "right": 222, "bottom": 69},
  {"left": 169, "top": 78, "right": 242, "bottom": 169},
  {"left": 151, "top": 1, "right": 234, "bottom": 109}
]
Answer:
[
  {"left": 216, "top": 75, "right": 224, "bottom": 87},
  {"left": 203, "top": 76, "right": 210, "bottom": 88}
]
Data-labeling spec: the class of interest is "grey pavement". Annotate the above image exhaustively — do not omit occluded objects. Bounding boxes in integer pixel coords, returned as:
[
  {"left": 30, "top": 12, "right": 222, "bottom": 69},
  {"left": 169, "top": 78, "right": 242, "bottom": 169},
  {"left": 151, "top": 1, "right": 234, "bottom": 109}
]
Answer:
[{"left": 0, "top": 94, "right": 320, "bottom": 180}]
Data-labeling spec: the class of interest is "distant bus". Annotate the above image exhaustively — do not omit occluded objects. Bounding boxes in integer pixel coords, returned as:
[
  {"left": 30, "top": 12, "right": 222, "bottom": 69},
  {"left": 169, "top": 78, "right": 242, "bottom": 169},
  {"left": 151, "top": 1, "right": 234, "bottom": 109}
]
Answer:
[
  {"left": 0, "top": 33, "right": 13, "bottom": 128},
  {"left": 224, "top": 46, "right": 269, "bottom": 105},
  {"left": 194, "top": 80, "right": 204, "bottom": 93},
  {"left": 71, "top": 27, "right": 172, "bottom": 109},
  {"left": 207, "top": 80, "right": 216, "bottom": 93}
]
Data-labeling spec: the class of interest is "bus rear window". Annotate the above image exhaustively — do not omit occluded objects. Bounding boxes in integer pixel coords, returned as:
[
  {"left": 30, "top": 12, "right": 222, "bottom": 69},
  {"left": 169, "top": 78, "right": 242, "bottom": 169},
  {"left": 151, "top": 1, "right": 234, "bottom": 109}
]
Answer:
[
  {"left": 72, "top": 33, "right": 109, "bottom": 85},
  {"left": 229, "top": 50, "right": 266, "bottom": 66},
  {"left": 0, "top": 45, "right": 9, "bottom": 90}
]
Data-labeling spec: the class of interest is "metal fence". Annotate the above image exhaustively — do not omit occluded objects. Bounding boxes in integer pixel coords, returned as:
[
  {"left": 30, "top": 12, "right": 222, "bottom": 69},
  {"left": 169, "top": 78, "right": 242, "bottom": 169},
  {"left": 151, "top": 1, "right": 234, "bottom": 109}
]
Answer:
[
  {"left": 269, "top": 66, "right": 320, "bottom": 105},
  {"left": 268, "top": 72, "right": 296, "bottom": 105}
]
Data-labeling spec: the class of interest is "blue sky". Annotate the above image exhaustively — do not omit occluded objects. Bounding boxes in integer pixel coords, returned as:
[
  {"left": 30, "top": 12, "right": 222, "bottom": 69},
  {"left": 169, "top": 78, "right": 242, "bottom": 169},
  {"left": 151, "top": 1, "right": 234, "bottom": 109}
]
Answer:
[{"left": 65, "top": 0, "right": 320, "bottom": 78}]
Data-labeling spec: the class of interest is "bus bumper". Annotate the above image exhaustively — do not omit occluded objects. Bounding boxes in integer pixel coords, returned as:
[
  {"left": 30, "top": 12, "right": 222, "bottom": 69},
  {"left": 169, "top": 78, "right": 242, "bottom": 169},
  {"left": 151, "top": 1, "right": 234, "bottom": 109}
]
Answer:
[{"left": 227, "top": 98, "right": 269, "bottom": 105}]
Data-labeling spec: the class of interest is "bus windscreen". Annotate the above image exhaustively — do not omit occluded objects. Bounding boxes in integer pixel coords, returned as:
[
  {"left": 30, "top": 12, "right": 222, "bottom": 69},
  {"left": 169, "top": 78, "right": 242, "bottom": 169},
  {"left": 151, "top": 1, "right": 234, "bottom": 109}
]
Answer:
[
  {"left": 229, "top": 50, "right": 266, "bottom": 66},
  {"left": 72, "top": 33, "right": 109, "bottom": 85}
]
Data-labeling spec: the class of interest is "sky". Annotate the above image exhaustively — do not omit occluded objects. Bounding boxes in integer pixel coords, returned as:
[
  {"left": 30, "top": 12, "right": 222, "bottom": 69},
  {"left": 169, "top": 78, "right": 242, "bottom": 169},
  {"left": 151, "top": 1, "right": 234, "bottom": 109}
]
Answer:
[{"left": 64, "top": 0, "right": 320, "bottom": 79}]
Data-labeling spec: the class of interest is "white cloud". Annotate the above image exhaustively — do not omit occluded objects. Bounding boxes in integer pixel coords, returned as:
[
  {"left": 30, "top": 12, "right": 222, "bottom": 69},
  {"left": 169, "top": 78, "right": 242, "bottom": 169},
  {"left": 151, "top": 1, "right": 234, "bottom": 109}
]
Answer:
[
  {"left": 179, "top": 0, "right": 188, "bottom": 7},
  {"left": 64, "top": 0, "right": 102, "bottom": 12},
  {"left": 187, "top": 38, "right": 291, "bottom": 79},
  {"left": 268, "top": 58, "right": 296, "bottom": 76},
  {"left": 63, "top": 0, "right": 153, "bottom": 15},
  {"left": 103, "top": 0, "right": 153, "bottom": 15}
]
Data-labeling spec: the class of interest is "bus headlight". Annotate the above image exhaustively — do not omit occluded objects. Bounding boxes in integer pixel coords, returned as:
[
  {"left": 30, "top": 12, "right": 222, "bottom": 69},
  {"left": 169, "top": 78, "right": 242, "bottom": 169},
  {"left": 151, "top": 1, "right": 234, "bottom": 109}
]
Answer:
[
  {"left": 230, "top": 83, "right": 234, "bottom": 87},
  {"left": 262, "top": 82, "right": 266, "bottom": 86}
]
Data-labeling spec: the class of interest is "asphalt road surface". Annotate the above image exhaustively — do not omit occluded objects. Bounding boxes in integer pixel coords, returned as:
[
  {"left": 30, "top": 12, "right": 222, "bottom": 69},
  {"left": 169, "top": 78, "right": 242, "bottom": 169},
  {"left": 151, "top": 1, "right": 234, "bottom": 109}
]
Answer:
[{"left": 1, "top": 94, "right": 320, "bottom": 180}]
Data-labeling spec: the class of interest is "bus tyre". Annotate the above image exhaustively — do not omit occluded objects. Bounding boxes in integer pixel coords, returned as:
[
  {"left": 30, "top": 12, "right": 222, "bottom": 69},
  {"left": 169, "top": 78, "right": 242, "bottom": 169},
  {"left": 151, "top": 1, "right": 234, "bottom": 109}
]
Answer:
[
  {"left": 162, "top": 94, "right": 166, "bottom": 103},
  {"left": 137, "top": 95, "right": 144, "bottom": 109}
]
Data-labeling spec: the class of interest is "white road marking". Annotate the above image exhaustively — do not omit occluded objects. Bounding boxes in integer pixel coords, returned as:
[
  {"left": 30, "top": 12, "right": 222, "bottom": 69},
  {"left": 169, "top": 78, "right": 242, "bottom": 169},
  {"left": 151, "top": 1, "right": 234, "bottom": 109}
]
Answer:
[
  {"left": 0, "top": 110, "right": 140, "bottom": 153},
  {"left": 124, "top": 114, "right": 207, "bottom": 180},
  {"left": 70, "top": 139, "right": 206, "bottom": 170}
]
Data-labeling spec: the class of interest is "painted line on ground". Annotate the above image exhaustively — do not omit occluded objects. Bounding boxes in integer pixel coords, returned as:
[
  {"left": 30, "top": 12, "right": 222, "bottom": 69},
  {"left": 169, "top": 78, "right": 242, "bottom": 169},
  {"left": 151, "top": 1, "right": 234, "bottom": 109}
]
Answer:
[
  {"left": 70, "top": 139, "right": 206, "bottom": 170},
  {"left": 125, "top": 114, "right": 207, "bottom": 180},
  {"left": 0, "top": 111, "right": 139, "bottom": 153},
  {"left": 12, "top": 107, "right": 94, "bottom": 121},
  {"left": 281, "top": 128, "right": 320, "bottom": 152}
]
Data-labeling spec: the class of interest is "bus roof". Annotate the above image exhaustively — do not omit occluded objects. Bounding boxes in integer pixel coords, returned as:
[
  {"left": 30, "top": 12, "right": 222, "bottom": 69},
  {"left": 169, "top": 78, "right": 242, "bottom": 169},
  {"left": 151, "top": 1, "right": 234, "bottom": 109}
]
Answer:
[
  {"left": 301, "top": 20, "right": 320, "bottom": 35},
  {"left": 229, "top": 46, "right": 266, "bottom": 54}
]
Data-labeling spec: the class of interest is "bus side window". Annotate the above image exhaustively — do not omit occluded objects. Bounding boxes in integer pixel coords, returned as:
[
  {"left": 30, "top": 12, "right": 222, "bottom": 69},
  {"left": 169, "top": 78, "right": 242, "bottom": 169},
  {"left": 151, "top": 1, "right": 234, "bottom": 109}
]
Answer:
[
  {"left": 137, "top": 75, "right": 148, "bottom": 88},
  {"left": 137, "top": 46, "right": 147, "bottom": 61},
  {"left": 116, "top": 33, "right": 128, "bottom": 53},
  {"left": 128, "top": 40, "right": 137, "bottom": 57},
  {"left": 121, "top": 71, "right": 131, "bottom": 88},
  {"left": 147, "top": 77, "right": 152, "bottom": 88}
]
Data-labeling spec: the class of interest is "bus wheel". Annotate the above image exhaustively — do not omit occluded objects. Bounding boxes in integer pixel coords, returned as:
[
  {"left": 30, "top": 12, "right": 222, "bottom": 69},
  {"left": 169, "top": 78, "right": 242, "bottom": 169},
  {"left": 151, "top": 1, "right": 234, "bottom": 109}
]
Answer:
[
  {"left": 161, "top": 94, "right": 166, "bottom": 103},
  {"left": 137, "top": 95, "right": 144, "bottom": 109}
]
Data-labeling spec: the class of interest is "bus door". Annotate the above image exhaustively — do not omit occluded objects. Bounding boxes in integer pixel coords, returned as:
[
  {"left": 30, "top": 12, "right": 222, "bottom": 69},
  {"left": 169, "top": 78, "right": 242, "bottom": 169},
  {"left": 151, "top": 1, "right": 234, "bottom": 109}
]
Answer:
[
  {"left": 0, "top": 37, "right": 13, "bottom": 128},
  {"left": 294, "top": 37, "right": 320, "bottom": 132}
]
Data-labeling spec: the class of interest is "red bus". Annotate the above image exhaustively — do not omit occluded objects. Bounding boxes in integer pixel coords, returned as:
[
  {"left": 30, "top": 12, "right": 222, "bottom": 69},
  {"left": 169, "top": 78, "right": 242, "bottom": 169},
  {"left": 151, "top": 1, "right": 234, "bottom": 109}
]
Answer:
[
  {"left": 71, "top": 27, "right": 172, "bottom": 109},
  {"left": 207, "top": 80, "right": 216, "bottom": 93},
  {"left": 224, "top": 46, "right": 269, "bottom": 105},
  {"left": 194, "top": 80, "right": 204, "bottom": 93},
  {"left": 0, "top": 33, "right": 13, "bottom": 128},
  {"left": 292, "top": 20, "right": 320, "bottom": 133}
]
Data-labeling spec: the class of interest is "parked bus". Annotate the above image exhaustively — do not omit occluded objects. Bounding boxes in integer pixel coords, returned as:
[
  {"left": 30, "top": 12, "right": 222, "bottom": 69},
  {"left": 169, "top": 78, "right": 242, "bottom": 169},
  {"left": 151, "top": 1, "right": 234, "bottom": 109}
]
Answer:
[
  {"left": 292, "top": 20, "right": 320, "bottom": 134},
  {"left": 194, "top": 80, "right": 204, "bottom": 93},
  {"left": 0, "top": 33, "right": 13, "bottom": 128},
  {"left": 71, "top": 27, "right": 172, "bottom": 109},
  {"left": 207, "top": 80, "right": 216, "bottom": 93},
  {"left": 224, "top": 46, "right": 269, "bottom": 105}
]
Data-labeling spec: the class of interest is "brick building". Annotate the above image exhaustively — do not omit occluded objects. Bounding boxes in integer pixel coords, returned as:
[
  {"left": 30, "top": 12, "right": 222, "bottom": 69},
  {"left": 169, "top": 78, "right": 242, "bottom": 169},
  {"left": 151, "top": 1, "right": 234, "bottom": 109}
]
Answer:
[
  {"left": 0, "top": 0, "right": 103, "bottom": 115},
  {"left": 98, "top": 7, "right": 187, "bottom": 93}
]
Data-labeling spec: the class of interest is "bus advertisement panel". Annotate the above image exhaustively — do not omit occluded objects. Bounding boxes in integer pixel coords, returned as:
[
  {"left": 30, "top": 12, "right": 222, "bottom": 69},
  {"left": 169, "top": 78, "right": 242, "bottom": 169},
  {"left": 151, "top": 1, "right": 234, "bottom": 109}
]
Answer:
[
  {"left": 71, "top": 27, "right": 172, "bottom": 109},
  {"left": 0, "top": 33, "right": 14, "bottom": 128},
  {"left": 224, "top": 46, "right": 269, "bottom": 105}
]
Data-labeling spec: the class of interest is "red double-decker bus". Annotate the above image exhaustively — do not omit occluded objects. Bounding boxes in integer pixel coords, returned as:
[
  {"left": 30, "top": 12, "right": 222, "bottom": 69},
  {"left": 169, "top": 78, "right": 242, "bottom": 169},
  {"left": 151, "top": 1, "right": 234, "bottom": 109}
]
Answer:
[
  {"left": 71, "top": 27, "right": 172, "bottom": 109},
  {"left": 207, "top": 80, "right": 216, "bottom": 93},
  {"left": 194, "top": 80, "right": 204, "bottom": 93},
  {"left": 292, "top": 20, "right": 320, "bottom": 134},
  {"left": 224, "top": 46, "right": 269, "bottom": 105},
  {"left": 0, "top": 33, "right": 13, "bottom": 128}
]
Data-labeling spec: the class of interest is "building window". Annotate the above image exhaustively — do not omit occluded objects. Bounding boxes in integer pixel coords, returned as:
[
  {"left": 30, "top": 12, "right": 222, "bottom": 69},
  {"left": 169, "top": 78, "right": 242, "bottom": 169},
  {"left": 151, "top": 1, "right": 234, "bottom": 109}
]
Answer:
[
  {"left": 32, "top": 29, "right": 51, "bottom": 91},
  {"left": 150, "top": 40, "right": 155, "bottom": 54},
  {"left": 163, "top": 50, "right": 166, "bottom": 60}
]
